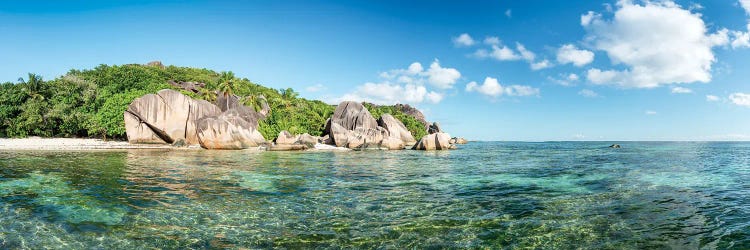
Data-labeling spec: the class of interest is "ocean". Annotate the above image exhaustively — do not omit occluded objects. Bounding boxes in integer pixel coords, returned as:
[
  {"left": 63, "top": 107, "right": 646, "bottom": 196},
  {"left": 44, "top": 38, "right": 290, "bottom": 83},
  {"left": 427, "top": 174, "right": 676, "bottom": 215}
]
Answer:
[{"left": 0, "top": 142, "right": 748, "bottom": 249}]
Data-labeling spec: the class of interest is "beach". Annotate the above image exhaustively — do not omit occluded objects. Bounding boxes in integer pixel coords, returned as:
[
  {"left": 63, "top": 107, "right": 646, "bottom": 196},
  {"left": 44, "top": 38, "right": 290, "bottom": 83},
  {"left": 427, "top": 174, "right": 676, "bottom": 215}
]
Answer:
[{"left": 0, "top": 137, "right": 178, "bottom": 150}]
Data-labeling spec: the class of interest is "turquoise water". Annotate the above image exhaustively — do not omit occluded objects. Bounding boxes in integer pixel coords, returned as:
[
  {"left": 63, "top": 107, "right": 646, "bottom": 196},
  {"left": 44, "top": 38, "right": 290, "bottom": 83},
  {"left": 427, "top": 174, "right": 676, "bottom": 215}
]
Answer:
[{"left": 0, "top": 142, "right": 749, "bottom": 249}]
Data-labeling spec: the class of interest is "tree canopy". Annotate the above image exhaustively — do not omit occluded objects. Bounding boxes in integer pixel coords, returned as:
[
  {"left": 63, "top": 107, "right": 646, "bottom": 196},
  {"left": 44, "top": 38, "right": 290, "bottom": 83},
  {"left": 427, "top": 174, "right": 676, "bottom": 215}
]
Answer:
[{"left": 0, "top": 63, "right": 429, "bottom": 140}]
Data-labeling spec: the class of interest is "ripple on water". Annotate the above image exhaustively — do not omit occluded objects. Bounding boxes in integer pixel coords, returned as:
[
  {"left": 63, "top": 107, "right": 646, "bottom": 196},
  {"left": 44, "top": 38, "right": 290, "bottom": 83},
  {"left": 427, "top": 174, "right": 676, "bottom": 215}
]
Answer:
[{"left": 0, "top": 142, "right": 750, "bottom": 248}]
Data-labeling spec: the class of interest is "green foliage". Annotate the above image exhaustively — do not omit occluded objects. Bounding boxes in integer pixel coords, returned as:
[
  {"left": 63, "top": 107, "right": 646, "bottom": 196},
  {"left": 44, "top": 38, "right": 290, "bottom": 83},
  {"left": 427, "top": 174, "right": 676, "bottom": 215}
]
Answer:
[
  {"left": 0, "top": 63, "right": 426, "bottom": 141},
  {"left": 364, "top": 103, "right": 428, "bottom": 140}
]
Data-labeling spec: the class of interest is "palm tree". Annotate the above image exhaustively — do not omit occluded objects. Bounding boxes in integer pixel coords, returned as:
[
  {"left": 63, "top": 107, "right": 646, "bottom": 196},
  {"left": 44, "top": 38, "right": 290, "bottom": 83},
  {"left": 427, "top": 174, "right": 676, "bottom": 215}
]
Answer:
[
  {"left": 18, "top": 73, "right": 45, "bottom": 100},
  {"left": 218, "top": 71, "right": 237, "bottom": 109}
]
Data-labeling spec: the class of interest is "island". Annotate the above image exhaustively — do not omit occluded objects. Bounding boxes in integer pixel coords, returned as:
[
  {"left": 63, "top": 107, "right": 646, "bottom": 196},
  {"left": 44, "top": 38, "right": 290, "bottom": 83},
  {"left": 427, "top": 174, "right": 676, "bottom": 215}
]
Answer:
[{"left": 0, "top": 61, "right": 467, "bottom": 150}]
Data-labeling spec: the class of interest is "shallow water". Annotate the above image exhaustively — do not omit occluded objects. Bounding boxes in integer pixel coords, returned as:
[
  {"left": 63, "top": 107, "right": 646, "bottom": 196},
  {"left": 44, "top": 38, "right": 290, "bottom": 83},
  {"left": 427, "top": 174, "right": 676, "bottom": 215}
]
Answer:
[{"left": 0, "top": 142, "right": 749, "bottom": 249}]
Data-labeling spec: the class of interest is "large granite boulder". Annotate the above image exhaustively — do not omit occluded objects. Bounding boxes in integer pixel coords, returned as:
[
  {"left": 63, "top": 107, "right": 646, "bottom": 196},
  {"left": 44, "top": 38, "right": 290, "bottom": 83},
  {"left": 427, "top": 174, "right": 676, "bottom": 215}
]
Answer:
[
  {"left": 377, "top": 114, "right": 416, "bottom": 145},
  {"left": 412, "top": 132, "right": 453, "bottom": 150},
  {"left": 196, "top": 108, "right": 267, "bottom": 149},
  {"left": 329, "top": 101, "right": 378, "bottom": 132},
  {"left": 275, "top": 130, "right": 298, "bottom": 145},
  {"left": 428, "top": 122, "right": 443, "bottom": 134},
  {"left": 394, "top": 104, "right": 430, "bottom": 130},
  {"left": 380, "top": 137, "right": 405, "bottom": 150},
  {"left": 124, "top": 89, "right": 222, "bottom": 145},
  {"left": 297, "top": 133, "right": 319, "bottom": 148},
  {"left": 329, "top": 122, "right": 351, "bottom": 147}
]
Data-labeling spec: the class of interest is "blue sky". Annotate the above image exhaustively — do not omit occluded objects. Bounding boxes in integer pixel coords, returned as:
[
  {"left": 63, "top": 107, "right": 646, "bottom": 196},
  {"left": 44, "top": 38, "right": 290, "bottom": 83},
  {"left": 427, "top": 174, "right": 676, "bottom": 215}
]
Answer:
[{"left": 2, "top": 0, "right": 750, "bottom": 141}]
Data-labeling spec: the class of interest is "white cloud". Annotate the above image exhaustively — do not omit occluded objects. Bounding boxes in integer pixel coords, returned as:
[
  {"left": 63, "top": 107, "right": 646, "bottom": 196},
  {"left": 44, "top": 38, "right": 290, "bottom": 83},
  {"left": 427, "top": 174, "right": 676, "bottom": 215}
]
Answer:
[
  {"left": 671, "top": 87, "right": 693, "bottom": 94},
  {"left": 305, "top": 84, "right": 326, "bottom": 92},
  {"left": 731, "top": 30, "right": 750, "bottom": 49},
  {"left": 586, "top": 68, "right": 619, "bottom": 84},
  {"left": 548, "top": 73, "right": 580, "bottom": 86},
  {"left": 582, "top": 1, "right": 727, "bottom": 88},
  {"left": 516, "top": 43, "right": 535, "bottom": 61},
  {"left": 578, "top": 89, "right": 599, "bottom": 98},
  {"left": 741, "top": 0, "right": 750, "bottom": 14},
  {"left": 426, "top": 60, "right": 461, "bottom": 89},
  {"left": 530, "top": 60, "right": 552, "bottom": 70},
  {"left": 465, "top": 77, "right": 539, "bottom": 97},
  {"left": 380, "top": 60, "right": 460, "bottom": 89},
  {"left": 490, "top": 45, "right": 521, "bottom": 60},
  {"left": 453, "top": 33, "right": 476, "bottom": 47},
  {"left": 338, "top": 82, "right": 443, "bottom": 105},
  {"left": 706, "top": 95, "right": 720, "bottom": 102},
  {"left": 484, "top": 36, "right": 501, "bottom": 45},
  {"left": 556, "top": 44, "right": 594, "bottom": 67},
  {"left": 338, "top": 60, "right": 460, "bottom": 105},
  {"left": 729, "top": 92, "right": 750, "bottom": 107},
  {"left": 645, "top": 110, "right": 657, "bottom": 115},
  {"left": 407, "top": 62, "right": 423, "bottom": 74}
]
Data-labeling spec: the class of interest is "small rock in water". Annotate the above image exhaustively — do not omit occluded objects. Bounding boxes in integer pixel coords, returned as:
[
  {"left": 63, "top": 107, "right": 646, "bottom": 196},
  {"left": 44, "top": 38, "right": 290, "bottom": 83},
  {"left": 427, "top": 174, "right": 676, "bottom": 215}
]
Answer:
[{"left": 609, "top": 144, "right": 621, "bottom": 148}]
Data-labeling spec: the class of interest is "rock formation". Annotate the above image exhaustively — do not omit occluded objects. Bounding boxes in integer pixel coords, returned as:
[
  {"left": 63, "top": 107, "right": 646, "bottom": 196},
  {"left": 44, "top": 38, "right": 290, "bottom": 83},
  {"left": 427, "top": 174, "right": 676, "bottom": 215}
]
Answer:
[
  {"left": 168, "top": 80, "right": 205, "bottom": 93},
  {"left": 428, "top": 122, "right": 443, "bottom": 134},
  {"left": 449, "top": 137, "right": 468, "bottom": 144},
  {"left": 274, "top": 130, "right": 298, "bottom": 145},
  {"left": 124, "top": 89, "right": 270, "bottom": 150},
  {"left": 322, "top": 101, "right": 415, "bottom": 150},
  {"left": 412, "top": 132, "right": 454, "bottom": 150},
  {"left": 394, "top": 103, "right": 429, "bottom": 130},
  {"left": 124, "top": 89, "right": 222, "bottom": 145},
  {"left": 377, "top": 114, "right": 417, "bottom": 146}
]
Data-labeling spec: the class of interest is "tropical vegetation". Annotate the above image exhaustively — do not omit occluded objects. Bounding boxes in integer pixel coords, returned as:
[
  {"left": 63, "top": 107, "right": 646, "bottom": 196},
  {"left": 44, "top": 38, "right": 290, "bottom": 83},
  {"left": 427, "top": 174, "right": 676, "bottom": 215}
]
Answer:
[{"left": 0, "top": 63, "right": 428, "bottom": 140}]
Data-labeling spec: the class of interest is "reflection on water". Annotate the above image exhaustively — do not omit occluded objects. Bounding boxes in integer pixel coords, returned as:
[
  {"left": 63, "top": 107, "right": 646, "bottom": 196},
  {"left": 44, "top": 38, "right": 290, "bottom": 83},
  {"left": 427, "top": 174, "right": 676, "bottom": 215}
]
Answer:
[{"left": 1, "top": 142, "right": 749, "bottom": 248}]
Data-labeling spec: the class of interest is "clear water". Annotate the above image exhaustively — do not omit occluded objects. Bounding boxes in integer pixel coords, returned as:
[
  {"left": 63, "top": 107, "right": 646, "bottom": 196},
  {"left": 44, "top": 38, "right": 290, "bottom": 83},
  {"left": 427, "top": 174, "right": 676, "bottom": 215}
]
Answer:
[{"left": 0, "top": 142, "right": 749, "bottom": 249}]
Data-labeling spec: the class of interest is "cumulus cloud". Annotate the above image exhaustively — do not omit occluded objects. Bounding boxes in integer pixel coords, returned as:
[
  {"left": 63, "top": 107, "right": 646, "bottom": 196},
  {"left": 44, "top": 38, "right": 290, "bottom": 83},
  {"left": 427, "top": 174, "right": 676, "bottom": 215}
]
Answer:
[
  {"left": 471, "top": 39, "right": 551, "bottom": 70},
  {"left": 453, "top": 33, "right": 476, "bottom": 47},
  {"left": 671, "top": 87, "right": 693, "bottom": 94},
  {"left": 548, "top": 73, "right": 580, "bottom": 86},
  {"left": 465, "top": 77, "right": 539, "bottom": 97},
  {"left": 582, "top": 1, "right": 728, "bottom": 88},
  {"left": 338, "top": 60, "right": 460, "bottom": 105},
  {"left": 426, "top": 60, "right": 461, "bottom": 89},
  {"left": 305, "top": 84, "right": 326, "bottom": 92},
  {"left": 731, "top": 0, "right": 750, "bottom": 48},
  {"left": 531, "top": 60, "right": 552, "bottom": 70},
  {"left": 339, "top": 82, "right": 443, "bottom": 105},
  {"left": 484, "top": 36, "right": 501, "bottom": 45},
  {"left": 556, "top": 44, "right": 594, "bottom": 67},
  {"left": 578, "top": 89, "right": 599, "bottom": 98},
  {"left": 380, "top": 60, "right": 461, "bottom": 89},
  {"left": 729, "top": 92, "right": 750, "bottom": 107},
  {"left": 706, "top": 95, "right": 720, "bottom": 102}
]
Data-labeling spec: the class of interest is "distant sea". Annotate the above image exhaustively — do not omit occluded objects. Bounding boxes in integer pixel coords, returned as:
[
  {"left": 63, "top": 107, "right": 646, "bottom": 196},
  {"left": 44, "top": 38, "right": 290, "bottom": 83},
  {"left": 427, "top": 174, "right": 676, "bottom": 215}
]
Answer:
[{"left": 0, "top": 142, "right": 748, "bottom": 248}]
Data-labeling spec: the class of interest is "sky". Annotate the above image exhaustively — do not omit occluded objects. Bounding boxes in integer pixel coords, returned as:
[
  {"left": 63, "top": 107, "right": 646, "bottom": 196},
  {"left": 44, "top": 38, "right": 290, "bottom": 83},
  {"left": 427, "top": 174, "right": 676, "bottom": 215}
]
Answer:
[{"left": 2, "top": 0, "right": 750, "bottom": 141}]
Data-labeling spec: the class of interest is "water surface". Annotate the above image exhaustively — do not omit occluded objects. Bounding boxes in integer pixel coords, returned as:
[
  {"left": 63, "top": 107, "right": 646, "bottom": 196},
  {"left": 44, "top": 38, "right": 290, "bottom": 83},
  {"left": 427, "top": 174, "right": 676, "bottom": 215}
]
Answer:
[{"left": 1, "top": 142, "right": 749, "bottom": 249}]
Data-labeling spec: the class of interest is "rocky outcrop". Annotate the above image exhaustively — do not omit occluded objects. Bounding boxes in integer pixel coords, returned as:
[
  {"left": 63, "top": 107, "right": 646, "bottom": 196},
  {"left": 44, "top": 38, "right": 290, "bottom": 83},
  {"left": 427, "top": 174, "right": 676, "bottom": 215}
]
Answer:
[
  {"left": 297, "top": 133, "right": 319, "bottom": 148},
  {"left": 609, "top": 144, "right": 621, "bottom": 148},
  {"left": 275, "top": 130, "right": 298, "bottom": 145},
  {"left": 394, "top": 104, "right": 429, "bottom": 130},
  {"left": 378, "top": 114, "right": 416, "bottom": 145},
  {"left": 168, "top": 80, "right": 205, "bottom": 93},
  {"left": 323, "top": 101, "right": 423, "bottom": 150},
  {"left": 196, "top": 110, "right": 267, "bottom": 149},
  {"left": 124, "top": 89, "right": 222, "bottom": 145},
  {"left": 428, "top": 122, "right": 443, "bottom": 134},
  {"left": 329, "top": 101, "right": 378, "bottom": 132},
  {"left": 450, "top": 137, "right": 468, "bottom": 144},
  {"left": 412, "top": 132, "right": 454, "bottom": 150},
  {"left": 125, "top": 89, "right": 270, "bottom": 150}
]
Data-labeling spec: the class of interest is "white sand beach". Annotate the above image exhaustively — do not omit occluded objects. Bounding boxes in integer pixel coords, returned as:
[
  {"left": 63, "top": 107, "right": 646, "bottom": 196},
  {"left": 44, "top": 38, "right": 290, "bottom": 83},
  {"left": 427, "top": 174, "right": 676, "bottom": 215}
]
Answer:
[{"left": 0, "top": 137, "right": 178, "bottom": 150}]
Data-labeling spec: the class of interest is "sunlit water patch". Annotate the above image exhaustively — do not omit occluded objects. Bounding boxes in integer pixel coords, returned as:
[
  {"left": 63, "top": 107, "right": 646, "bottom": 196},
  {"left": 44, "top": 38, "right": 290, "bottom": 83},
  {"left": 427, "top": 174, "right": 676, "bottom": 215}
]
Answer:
[{"left": 1, "top": 142, "right": 749, "bottom": 248}]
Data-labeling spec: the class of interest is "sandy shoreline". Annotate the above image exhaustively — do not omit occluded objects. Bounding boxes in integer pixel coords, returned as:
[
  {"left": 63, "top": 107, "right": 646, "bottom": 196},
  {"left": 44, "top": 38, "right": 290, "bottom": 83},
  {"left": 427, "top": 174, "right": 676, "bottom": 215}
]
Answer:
[
  {"left": 0, "top": 137, "right": 179, "bottom": 150},
  {"left": 0, "top": 138, "right": 353, "bottom": 151}
]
